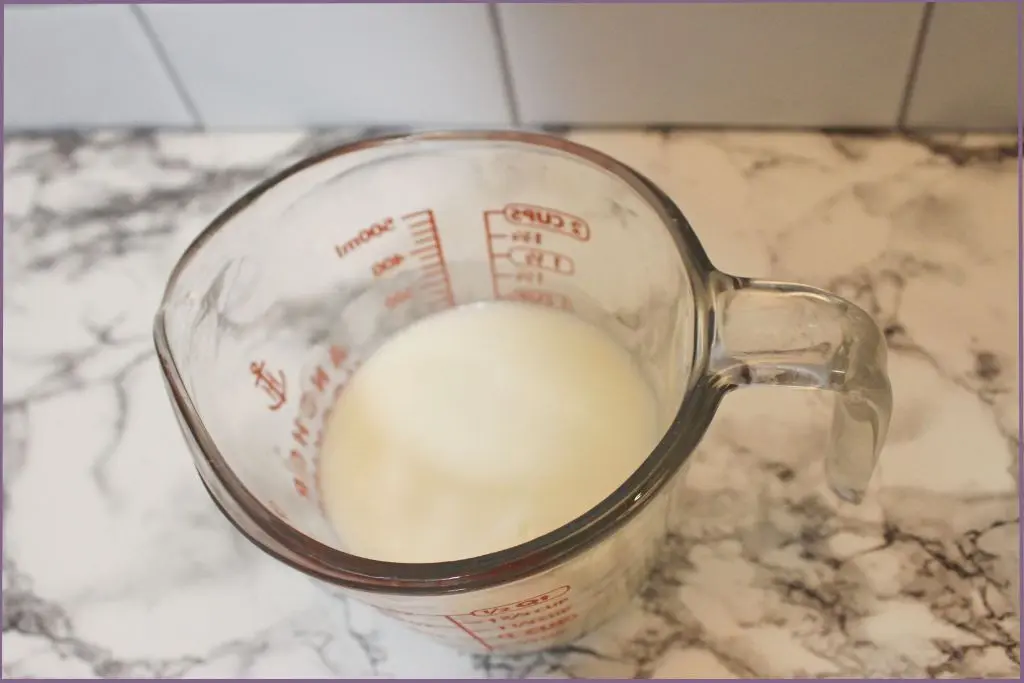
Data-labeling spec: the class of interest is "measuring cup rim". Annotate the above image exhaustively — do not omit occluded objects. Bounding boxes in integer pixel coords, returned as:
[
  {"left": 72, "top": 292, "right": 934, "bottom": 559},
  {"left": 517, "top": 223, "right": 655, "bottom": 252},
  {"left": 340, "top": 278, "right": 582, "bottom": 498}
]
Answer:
[{"left": 154, "top": 129, "right": 727, "bottom": 595}]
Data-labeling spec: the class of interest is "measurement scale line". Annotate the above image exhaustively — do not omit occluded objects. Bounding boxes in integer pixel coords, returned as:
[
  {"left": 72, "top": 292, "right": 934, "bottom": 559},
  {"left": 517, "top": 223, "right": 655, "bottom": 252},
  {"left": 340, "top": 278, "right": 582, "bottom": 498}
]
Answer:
[
  {"left": 483, "top": 211, "right": 502, "bottom": 299},
  {"left": 423, "top": 210, "right": 455, "bottom": 307},
  {"left": 401, "top": 209, "right": 454, "bottom": 307},
  {"left": 401, "top": 210, "right": 433, "bottom": 222},
  {"left": 445, "top": 616, "right": 493, "bottom": 651},
  {"left": 408, "top": 218, "right": 436, "bottom": 230}
]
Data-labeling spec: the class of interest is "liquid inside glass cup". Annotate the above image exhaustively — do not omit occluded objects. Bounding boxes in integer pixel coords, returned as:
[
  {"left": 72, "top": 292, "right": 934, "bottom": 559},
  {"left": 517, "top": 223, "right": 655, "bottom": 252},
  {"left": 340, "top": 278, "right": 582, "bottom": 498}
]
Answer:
[
  {"left": 155, "top": 131, "right": 891, "bottom": 654},
  {"left": 317, "top": 299, "right": 664, "bottom": 565}
]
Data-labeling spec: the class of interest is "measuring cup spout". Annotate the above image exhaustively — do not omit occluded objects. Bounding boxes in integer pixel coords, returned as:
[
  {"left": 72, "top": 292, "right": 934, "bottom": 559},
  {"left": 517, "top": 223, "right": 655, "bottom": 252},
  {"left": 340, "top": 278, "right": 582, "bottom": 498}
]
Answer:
[{"left": 707, "top": 273, "right": 893, "bottom": 503}]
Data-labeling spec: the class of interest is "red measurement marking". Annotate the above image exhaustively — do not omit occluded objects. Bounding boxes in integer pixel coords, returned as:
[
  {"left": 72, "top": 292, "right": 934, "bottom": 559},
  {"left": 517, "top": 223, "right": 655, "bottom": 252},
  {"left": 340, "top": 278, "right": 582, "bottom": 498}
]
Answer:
[
  {"left": 371, "top": 586, "right": 577, "bottom": 650},
  {"left": 332, "top": 208, "right": 453, "bottom": 309},
  {"left": 288, "top": 451, "right": 311, "bottom": 498},
  {"left": 309, "top": 368, "right": 330, "bottom": 394},
  {"left": 289, "top": 343, "right": 350, "bottom": 446},
  {"left": 444, "top": 615, "right": 493, "bottom": 651},
  {"left": 468, "top": 586, "right": 571, "bottom": 617},
  {"left": 496, "top": 614, "right": 578, "bottom": 641},
  {"left": 276, "top": 344, "right": 354, "bottom": 508},
  {"left": 386, "top": 288, "right": 413, "bottom": 309},
  {"left": 510, "top": 230, "right": 542, "bottom": 244},
  {"left": 292, "top": 417, "right": 310, "bottom": 447},
  {"left": 513, "top": 604, "right": 573, "bottom": 626},
  {"left": 509, "top": 288, "right": 573, "bottom": 311},
  {"left": 495, "top": 271, "right": 548, "bottom": 285},
  {"left": 402, "top": 208, "right": 436, "bottom": 227},
  {"left": 484, "top": 210, "right": 578, "bottom": 308},
  {"left": 404, "top": 209, "right": 455, "bottom": 307},
  {"left": 329, "top": 344, "right": 348, "bottom": 368},
  {"left": 483, "top": 211, "right": 503, "bottom": 298},
  {"left": 372, "top": 253, "right": 405, "bottom": 277},
  {"left": 480, "top": 598, "right": 570, "bottom": 624},
  {"left": 504, "top": 246, "right": 575, "bottom": 274},
  {"left": 514, "top": 271, "right": 544, "bottom": 285},
  {"left": 288, "top": 449, "right": 306, "bottom": 473},
  {"left": 250, "top": 360, "right": 286, "bottom": 411},
  {"left": 495, "top": 610, "right": 576, "bottom": 639},
  {"left": 503, "top": 203, "right": 590, "bottom": 241},
  {"left": 334, "top": 217, "right": 394, "bottom": 259}
]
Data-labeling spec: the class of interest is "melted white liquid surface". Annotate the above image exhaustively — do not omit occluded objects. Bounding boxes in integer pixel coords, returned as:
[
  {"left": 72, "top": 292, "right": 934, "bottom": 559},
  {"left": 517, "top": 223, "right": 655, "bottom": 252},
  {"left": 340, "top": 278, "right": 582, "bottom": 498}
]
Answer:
[{"left": 318, "top": 301, "right": 660, "bottom": 563}]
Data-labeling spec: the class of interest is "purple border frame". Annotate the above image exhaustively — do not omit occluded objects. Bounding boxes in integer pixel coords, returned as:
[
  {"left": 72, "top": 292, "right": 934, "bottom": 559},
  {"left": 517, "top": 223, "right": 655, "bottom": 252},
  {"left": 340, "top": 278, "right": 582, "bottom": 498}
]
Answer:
[
  {"left": 0, "top": 0, "right": 1020, "bottom": 679},
  {"left": 6, "top": 0, "right": 1007, "bottom": 4}
]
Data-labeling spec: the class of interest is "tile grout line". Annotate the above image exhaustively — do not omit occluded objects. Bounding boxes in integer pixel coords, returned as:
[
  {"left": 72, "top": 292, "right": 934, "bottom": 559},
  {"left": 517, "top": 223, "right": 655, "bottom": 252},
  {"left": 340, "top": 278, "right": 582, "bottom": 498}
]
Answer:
[
  {"left": 487, "top": 3, "right": 521, "bottom": 128},
  {"left": 129, "top": 4, "right": 205, "bottom": 130},
  {"left": 896, "top": 2, "right": 935, "bottom": 131}
]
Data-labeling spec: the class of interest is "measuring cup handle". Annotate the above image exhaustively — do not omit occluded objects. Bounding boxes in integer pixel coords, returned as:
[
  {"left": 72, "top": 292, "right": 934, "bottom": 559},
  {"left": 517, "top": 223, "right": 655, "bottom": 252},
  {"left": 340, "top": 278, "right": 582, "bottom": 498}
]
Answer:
[{"left": 707, "top": 273, "right": 893, "bottom": 504}]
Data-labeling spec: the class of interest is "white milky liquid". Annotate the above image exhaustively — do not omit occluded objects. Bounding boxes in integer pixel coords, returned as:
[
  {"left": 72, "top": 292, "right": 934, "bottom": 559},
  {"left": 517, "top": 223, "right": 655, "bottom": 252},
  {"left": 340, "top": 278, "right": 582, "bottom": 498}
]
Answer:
[{"left": 318, "top": 301, "right": 661, "bottom": 563}]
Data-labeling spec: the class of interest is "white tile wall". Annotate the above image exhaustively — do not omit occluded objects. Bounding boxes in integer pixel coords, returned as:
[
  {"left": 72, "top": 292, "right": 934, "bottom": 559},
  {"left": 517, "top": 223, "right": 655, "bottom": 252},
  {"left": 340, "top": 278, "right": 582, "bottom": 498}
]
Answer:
[
  {"left": 499, "top": 3, "right": 926, "bottom": 128},
  {"left": 904, "top": 2, "right": 1017, "bottom": 131},
  {"left": 3, "top": 5, "right": 195, "bottom": 129},
  {"left": 1, "top": 3, "right": 1014, "bottom": 132},
  {"left": 139, "top": 3, "right": 512, "bottom": 128}
]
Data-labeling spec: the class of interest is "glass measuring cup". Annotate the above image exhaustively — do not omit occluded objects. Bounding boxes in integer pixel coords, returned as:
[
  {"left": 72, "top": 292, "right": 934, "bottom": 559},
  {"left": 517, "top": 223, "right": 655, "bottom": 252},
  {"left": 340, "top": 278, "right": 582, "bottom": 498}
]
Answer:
[{"left": 154, "top": 131, "right": 892, "bottom": 655}]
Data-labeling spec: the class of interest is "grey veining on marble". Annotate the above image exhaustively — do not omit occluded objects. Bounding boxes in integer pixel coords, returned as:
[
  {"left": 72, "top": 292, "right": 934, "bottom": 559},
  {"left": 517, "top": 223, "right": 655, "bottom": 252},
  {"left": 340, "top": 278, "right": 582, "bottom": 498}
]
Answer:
[{"left": 2, "top": 128, "right": 1019, "bottom": 678}]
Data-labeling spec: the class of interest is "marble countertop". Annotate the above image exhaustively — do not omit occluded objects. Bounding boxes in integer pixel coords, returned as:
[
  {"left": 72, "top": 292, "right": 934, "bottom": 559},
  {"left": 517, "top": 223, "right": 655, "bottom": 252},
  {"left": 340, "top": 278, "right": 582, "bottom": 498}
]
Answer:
[{"left": 2, "top": 128, "right": 1019, "bottom": 678}]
